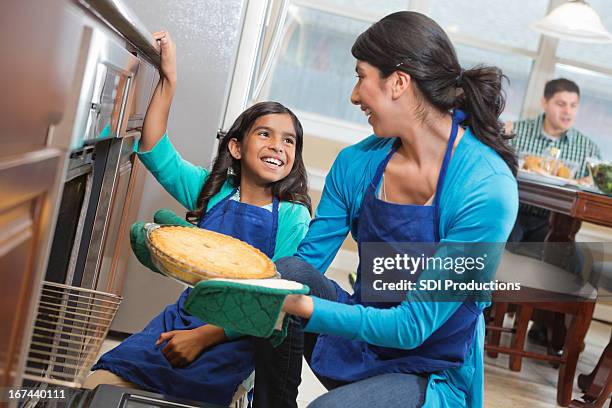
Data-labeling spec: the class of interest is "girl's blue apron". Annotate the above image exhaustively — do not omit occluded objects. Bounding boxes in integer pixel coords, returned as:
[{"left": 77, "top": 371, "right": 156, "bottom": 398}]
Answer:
[
  {"left": 310, "top": 110, "right": 481, "bottom": 393},
  {"left": 93, "top": 190, "right": 278, "bottom": 406}
]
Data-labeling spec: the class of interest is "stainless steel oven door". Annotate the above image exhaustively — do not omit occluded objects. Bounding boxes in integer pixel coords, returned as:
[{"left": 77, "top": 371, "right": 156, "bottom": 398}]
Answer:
[
  {"left": 71, "top": 29, "right": 139, "bottom": 149},
  {"left": 77, "top": 132, "right": 137, "bottom": 291},
  {"left": 44, "top": 147, "right": 95, "bottom": 285}
]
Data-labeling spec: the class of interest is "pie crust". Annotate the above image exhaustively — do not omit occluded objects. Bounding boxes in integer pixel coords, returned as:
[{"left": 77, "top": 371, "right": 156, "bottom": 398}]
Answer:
[{"left": 148, "top": 226, "right": 276, "bottom": 284}]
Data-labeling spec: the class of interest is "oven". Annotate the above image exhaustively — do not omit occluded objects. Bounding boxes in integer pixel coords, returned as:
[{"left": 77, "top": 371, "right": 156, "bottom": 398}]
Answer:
[
  {"left": 17, "top": 23, "right": 136, "bottom": 394},
  {"left": 43, "top": 25, "right": 139, "bottom": 291}
]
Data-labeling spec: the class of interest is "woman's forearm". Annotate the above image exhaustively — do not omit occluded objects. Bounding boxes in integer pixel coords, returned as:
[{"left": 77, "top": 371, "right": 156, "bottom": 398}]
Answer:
[
  {"left": 140, "top": 79, "right": 176, "bottom": 152},
  {"left": 283, "top": 294, "right": 314, "bottom": 319}
]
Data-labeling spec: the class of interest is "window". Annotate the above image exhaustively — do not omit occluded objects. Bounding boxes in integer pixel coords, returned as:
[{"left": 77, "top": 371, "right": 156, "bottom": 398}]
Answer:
[
  {"left": 317, "top": 0, "right": 408, "bottom": 17},
  {"left": 261, "top": 6, "right": 372, "bottom": 125},
  {"left": 254, "top": 0, "right": 611, "bottom": 154},
  {"left": 427, "top": 0, "right": 548, "bottom": 51},
  {"left": 259, "top": 1, "right": 540, "bottom": 125}
]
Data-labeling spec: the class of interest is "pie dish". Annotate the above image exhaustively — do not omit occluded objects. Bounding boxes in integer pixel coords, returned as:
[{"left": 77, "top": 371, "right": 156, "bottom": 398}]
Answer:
[{"left": 145, "top": 224, "right": 276, "bottom": 284}]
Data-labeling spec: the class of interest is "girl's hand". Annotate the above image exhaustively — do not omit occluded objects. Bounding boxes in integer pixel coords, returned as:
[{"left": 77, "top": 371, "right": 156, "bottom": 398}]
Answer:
[
  {"left": 152, "top": 31, "right": 177, "bottom": 85},
  {"left": 282, "top": 294, "right": 314, "bottom": 319},
  {"left": 156, "top": 325, "right": 226, "bottom": 368},
  {"left": 140, "top": 31, "right": 177, "bottom": 151}
]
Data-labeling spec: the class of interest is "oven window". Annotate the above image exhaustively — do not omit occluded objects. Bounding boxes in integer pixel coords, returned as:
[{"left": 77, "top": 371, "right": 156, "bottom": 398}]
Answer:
[
  {"left": 87, "top": 63, "right": 130, "bottom": 140},
  {"left": 45, "top": 169, "right": 90, "bottom": 283}
]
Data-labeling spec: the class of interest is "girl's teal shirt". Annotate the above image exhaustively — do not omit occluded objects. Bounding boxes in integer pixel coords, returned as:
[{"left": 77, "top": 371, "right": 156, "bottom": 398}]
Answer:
[{"left": 135, "top": 134, "right": 311, "bottom": 261}]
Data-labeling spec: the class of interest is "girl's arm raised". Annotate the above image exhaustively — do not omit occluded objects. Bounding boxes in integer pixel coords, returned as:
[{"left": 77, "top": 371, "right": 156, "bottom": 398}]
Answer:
[
  {"left": 141, "top": 31, "right": 177, "bottom": 152},
  {"left": 135, "top": 31, "right": 209, "bottom": 211}
]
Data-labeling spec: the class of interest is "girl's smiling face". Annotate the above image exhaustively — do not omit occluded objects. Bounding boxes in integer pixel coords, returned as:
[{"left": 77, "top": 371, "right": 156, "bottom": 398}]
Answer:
[{"left": 228, "top": 113, "right": 297, "bottom": 186}]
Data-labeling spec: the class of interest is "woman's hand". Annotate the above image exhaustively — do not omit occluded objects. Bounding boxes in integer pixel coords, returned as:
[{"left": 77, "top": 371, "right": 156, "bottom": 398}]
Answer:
[
  {"left": 156, "top": 324, "right": 227, "bottom": 368},
  {"left": 152, "top": 31, "right": 177, "bottom": 85},
  {"left": 282, "top": 294, "right": 314, "bottom": 319}
]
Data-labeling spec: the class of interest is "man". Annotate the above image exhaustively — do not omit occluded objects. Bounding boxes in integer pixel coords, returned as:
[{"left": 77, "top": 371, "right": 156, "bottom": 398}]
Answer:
[
  {"left": 507, "top": 78, "right": 602, "bottom": 355},
  {"left": 508, "top": 78, "right": 602, "bottom": 242}
]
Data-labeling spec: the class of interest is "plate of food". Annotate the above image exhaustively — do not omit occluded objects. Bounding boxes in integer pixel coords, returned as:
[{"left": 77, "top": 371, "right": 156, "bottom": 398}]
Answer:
[
  {"left": 144, "top": 223, "right": 278, "bottom": 285},
  {"left": 517, "top": 169, "right": 574, "bottom": 186},
  {"left": 518, "top": 153, "right": 578, "bottom": 186}
]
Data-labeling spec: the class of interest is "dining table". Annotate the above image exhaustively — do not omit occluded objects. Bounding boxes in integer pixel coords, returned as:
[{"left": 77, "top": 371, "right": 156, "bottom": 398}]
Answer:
[{"left": 517, "top": 172, "right": 612, "bottom": 408}]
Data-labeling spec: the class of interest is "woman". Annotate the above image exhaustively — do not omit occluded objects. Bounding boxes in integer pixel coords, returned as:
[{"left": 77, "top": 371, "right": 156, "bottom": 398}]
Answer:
[{"left": 252, "top": 11, "right": 518, "bottom": 408}]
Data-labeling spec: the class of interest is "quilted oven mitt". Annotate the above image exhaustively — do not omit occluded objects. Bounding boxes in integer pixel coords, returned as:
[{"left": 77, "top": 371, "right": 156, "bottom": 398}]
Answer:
[
  {"left": 130, "top": 209, "right": 194, "bottom": 274},
  {"left": 184, "top": 278, "right": 310, "bottom": 346}
]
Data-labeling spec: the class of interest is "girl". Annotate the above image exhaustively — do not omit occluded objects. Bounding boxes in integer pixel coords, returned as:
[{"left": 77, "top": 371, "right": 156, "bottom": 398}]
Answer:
[
  {"left": 84, "top": 32, "right": 311, "bottom": 406},
  {"left": 252, "top": 12, "right": 519, "bottom": 408}
]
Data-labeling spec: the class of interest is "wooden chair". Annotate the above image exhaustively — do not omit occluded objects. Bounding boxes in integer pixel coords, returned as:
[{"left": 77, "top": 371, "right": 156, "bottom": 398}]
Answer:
[
  {"left": 485, "top": 250, "right": 597, "bottom": 407},
  {"left": 569, "top": 331, "right": 612, "bottom": 408}
]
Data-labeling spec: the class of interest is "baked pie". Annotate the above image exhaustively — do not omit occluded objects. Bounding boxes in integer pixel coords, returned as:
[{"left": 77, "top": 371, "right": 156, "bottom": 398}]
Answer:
[{"left": 147, "top": 225, "right": 276, "bottom": 284}]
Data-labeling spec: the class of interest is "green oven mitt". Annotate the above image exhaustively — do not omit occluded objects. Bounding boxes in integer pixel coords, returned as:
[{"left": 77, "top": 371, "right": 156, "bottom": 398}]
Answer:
[
  {"left": 130, "top": 209, "right": 194, "bottom": 274},
  {"left": 184, "top": 278, "right": 310, "bottom": 346}
]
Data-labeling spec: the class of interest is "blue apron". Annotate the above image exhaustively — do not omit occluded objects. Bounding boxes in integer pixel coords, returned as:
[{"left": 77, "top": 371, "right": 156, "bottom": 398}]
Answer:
[
  {"left": 310, "top": 110, "right": 481, "bottom": 387},
  {"left": 94, "top": 189, "right": 278, "bottom": 405}
]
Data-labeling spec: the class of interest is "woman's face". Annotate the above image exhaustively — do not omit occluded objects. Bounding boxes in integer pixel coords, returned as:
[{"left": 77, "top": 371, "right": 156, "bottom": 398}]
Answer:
[
  {"left": 229, "top": 113, "right": 297, "bottom": 186},
  {"left": 351, "top": 60, "right": 397, "bottom": 137}
]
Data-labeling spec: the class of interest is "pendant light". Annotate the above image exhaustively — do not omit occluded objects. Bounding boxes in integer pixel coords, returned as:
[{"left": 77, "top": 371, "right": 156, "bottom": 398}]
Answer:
[{"left": 531, "top": 0, "right": 612, "bottom": 43}]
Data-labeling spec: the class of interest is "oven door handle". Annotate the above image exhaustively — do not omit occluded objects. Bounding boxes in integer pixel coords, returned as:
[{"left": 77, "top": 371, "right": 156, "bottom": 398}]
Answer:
[{"left": 85, "top": 102, "right": 102, "bottom": 141}]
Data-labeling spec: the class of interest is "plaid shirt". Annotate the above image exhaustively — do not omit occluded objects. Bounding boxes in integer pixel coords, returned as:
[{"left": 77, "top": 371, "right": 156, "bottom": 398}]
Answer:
[{"left": 511, "top": 114, "right": 602, "bottom": 217}]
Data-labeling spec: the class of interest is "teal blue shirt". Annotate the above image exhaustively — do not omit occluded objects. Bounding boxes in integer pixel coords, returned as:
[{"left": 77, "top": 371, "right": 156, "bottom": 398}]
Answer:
[
  {"left": 298, "top": 129, "right": 518, "bottom": 408},
  {"left": 135, "top": 135, "right": 311, "bottom": 261}
]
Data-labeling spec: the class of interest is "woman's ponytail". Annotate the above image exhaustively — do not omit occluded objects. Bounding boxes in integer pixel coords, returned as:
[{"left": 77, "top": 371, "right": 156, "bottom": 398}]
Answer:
[{"left": 457, "top": 66, "right": 518, "bottom": 176}]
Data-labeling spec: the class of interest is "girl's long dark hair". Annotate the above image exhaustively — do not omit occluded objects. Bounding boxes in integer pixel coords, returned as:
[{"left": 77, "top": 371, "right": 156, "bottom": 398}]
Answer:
[
  {"left": 351, "top": 11, "right": 518, "bottom": 176},
  {"left": 186, "top": 101, "right": 311, "bottom": 223}
]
